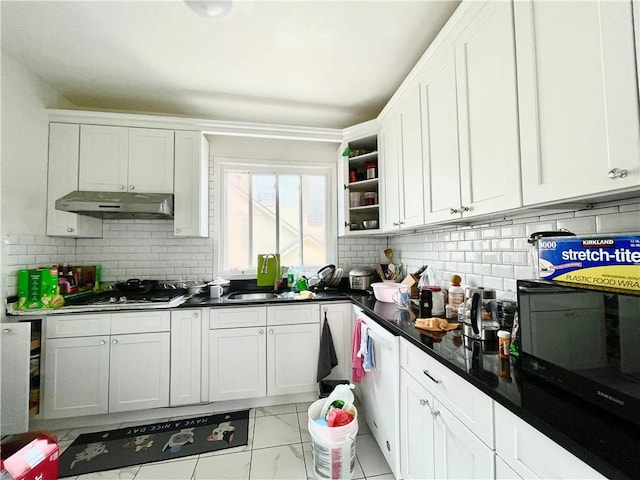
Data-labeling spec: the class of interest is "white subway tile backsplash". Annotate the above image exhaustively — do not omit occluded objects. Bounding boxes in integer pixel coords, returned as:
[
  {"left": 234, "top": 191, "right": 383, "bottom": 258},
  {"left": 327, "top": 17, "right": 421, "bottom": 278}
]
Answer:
[
  {"left": 500, "top": 225, "right": 526, "bottom": 238},
  {"left": 472, "top": 240, "right": 492, "bottom": 251},
  {"left": 525, "top": 221, "right": 557, "bottom": 235},
  {"left": 492, "top": 264, "right": 514, "bottom": 278},
  {"left": 481, "top": 276, "right": 505, "bottom": 291},
  {"left": 482, "top": 228, "right": 501, "bottom": 239},
  {"left": 473, "top": 263, "right": 492, "bottom": 275},
  {"left": 482, "top": 252, "right": 501, "bottom": 264},
  {"left": 596, "top": 212, "right": 640, "bottom": 233},
  {"left": 491, "top": 238, "right": 513, "bottom": 251},
  {"left": 502, "top": 251, "right": 528, "bottom": 265},
  {"left": 464, "top": 229, "right": 482, "bottom": 240},
  {"left": 556, "top": 216, "right": 596, "bottom": 234},
  {"left": 465, "top": 251, "right": 482, "bottom": 263}
]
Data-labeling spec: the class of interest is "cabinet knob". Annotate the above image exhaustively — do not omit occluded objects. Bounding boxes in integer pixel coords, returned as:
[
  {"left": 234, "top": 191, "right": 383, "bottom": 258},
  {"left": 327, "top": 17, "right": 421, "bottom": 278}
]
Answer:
[
  {"left": 119, "top": 185, "right": 125, "bottom": 190},
  {"left": 449, "top": 208, "right": 459, "bottom": 214},
  {"left": 99, "top": 340, "right": 106, "bottom": 345},
  {"left": 344, "top": 184, "right": 349, "bottom": 191},
  {"left": 399, "top": 221, "right": 405, "bottom": 225},
  {"left": 269, "top": 329, "right": 274, "bottom": 335},
  {"left": 259, "top": 329, "right": 264, "bottom": 335},
  {"left": 608, "top": 168, "right": 628, "bottom": 179},
  {"left": 460, "top": 206, "right": 470, "bottom": 213},
  {"left": 129, "top": 185, "right": 135, "bottom": 190},
  {"left": 112, "top": 339, "right": 118, "bottom": 344},
  {"left": 175, "top": 228, "right": 181, "bottom": 233},
  {"left": 3, "top": 328, "right": 12, "bottom": 334},
  {"left": 419, "top": 399, "right": 429, "bottom": 407},
  {"left": 192, "top": 312, "right": 199, "bottom": 318},
  {"left": 67, "top": 227, "right": 74, "bottom": 232},
  {"left": 431, "top": 410, "right": 441, "bottom": 418},
  {"left": 393, "top": 222, "right": 399, "bottom": 226}
]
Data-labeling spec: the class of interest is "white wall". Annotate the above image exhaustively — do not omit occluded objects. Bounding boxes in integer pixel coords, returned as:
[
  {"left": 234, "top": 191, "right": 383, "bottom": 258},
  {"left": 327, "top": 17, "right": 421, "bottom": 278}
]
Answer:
[{"left": 1, "top": 51, "right": 77, "bottom": 311}]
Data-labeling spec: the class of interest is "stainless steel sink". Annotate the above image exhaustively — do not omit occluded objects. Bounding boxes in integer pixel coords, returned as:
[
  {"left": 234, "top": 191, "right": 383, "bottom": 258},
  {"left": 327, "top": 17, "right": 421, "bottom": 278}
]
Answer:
[{"left": 225, "top": 291, "right": 280, "bottom": 301}]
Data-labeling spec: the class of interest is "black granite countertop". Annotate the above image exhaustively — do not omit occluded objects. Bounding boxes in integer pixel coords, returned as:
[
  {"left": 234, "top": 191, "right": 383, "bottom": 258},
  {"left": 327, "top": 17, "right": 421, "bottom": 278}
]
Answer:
[
  {"left": 179, "top": 290, "right": 351, "bottom": 308},
  {"left": 348, "top": 293, "right": 637, "bottom": 480}
]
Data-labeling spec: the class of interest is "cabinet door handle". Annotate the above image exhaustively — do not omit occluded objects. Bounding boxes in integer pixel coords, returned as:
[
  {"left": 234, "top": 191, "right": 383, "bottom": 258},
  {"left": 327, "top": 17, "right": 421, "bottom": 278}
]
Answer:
[
  {"left": 99, "top": 340, "right": 106, "bottom": 345},
  {"left": 460, "top": 206, "right": 470, "bottom": 213},
  {"left": 423, "top": 369, "right": 441, "bottom": 384},
  {"left": 269, "top": 329, "right": 274, "bottom": 335},
  {"left": 393, "top": 222, "right": 399, "bottom": 226},
  {"left": 129, "top": 185, "right": 135, "bottom": 190},
  {"left": 449, "top": 208, "right": 459, "bottom": 214},
  {"left": 344, "top": 184, "right": 349, "bottom": 190},
  {"left": 175, "top": 228, "right": 181, "bottom": 233},
  {"left": 399, "top": 221, "right": 405, "bottom": 225},
  {"left": 3, "top": 328, "right": 12, "bottom": 334},
  {"left": 259, "top": 329, "right": 264, "bottom": 335},
  {"left": 431, "top": 409, "right": 441, "bottom": 418},
  {"left": 608, "top": 168, "right": 628, "bottom": 179},
  {"left": 112, "top": 339, "right": 118, "bottom": 344},
  {"left": 192, "top": 312, "right": 199, "bottom": 318},
  {"left": 67, "top": 227, "right": 74, "bottom": 233},
  {"left": 419, "top": 399, "right": 429, "bottom": 407},
  {"left": 119, "top": 184, "right": 125, "bottom": 190}
]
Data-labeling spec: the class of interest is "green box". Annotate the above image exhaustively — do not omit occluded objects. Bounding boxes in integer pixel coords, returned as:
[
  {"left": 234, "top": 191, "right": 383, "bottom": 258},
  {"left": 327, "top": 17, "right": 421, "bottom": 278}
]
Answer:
[{"left": 16, "top": 267, "right": 63, "bottom": 310}]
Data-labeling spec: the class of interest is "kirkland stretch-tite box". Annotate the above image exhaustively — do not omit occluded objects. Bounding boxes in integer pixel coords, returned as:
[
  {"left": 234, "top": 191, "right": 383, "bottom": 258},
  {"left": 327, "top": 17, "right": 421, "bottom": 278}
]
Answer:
[{"left": 537, "top": 235, "right": 640, "bottom": 292}]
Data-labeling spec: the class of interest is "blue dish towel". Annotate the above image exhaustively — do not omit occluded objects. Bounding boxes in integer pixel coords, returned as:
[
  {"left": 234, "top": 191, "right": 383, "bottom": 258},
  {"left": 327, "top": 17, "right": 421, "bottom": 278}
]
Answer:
[{"left": 363, "top": 335, "right": 375, "bottom": 372}]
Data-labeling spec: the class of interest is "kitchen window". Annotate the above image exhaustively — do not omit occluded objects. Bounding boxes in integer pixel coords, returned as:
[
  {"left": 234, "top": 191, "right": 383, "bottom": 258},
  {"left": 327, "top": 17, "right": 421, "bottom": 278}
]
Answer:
[{"left": 216, "top": 158, "right": 337, "bottom": 276}]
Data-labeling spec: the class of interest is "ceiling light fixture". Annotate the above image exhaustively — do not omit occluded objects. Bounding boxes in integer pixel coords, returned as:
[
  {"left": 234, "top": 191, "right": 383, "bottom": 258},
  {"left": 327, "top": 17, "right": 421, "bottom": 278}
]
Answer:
[{"left": 184, "top": 0, "right": 232, "bottom": 18}]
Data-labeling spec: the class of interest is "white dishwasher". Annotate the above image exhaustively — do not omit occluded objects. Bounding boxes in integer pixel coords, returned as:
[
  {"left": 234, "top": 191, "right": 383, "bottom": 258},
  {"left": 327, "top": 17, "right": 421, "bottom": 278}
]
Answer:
[{"left": 352, "top": 305, "right": 400, "bottom": 480}]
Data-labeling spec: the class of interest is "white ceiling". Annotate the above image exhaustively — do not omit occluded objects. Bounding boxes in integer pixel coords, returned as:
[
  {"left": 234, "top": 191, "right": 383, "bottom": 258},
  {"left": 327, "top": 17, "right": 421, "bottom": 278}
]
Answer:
[{"left": 1, "top": 0, "right": 460, "bottom": 129}]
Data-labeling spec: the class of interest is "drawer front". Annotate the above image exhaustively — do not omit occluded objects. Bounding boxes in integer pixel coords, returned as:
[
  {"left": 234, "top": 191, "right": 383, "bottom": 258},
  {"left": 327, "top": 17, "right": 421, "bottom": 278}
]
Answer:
[
  {"left": 400, "top": 338, "right": 494, "bottom": 447},
  {"left": 494, "top": 403, "right": 605, "bottom": 479},
  {"left": 210, "top": 307, "right": 267, "bottom": 329},
  {"left": 267, "top": 304, "right": 320, "bottom": 325},
  {"left": 111, "top": 311, "right": 170, "bottom": 334},
  {"left": 46, "top": 314, "right": 111, "bottom": 338}
]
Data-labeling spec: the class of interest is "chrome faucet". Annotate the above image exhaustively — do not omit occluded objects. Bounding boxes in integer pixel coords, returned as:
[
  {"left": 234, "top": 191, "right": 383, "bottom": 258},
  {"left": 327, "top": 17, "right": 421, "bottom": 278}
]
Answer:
[{"left": 261, "top": 253, "right": 280, "bottom": 291}]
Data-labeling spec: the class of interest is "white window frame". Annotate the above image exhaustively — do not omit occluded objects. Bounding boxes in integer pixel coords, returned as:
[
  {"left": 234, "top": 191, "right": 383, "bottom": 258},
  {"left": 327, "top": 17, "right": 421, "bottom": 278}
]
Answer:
[{"left": 214, "top": 156, "right": 337, "bottom": 278}]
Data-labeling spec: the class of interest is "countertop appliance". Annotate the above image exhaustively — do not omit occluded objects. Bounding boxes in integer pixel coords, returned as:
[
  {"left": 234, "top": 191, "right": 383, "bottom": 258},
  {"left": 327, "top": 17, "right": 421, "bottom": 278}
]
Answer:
[
  {"left": 349, "top": 268, "right": 375, "bottom": 291},
  {"left": 55, "top": 191, "right": 174, "bottom": 219},
  {"left": 517, "top": 278, "right": 640, "bottom": 426}
]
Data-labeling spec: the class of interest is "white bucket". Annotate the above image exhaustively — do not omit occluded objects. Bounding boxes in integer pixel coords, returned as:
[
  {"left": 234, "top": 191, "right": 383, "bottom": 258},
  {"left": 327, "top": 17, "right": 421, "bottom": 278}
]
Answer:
[{"left": 307, "top": 398, "right": 358, "bottom": 479}]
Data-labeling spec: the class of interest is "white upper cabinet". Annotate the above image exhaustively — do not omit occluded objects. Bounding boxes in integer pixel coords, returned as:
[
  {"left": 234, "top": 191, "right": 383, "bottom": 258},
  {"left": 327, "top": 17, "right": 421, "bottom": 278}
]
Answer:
[
  {"left": 380, "top": 85, "right": 425, "bottom": 231},
  {"left": 421, "top": 44, "right": 463, "bottom": 223},
  {"left": 174, "top": 131, "right": 209, "bottom": 237},
  {"left": 47, "top": 123, "right": 103, "bottom": 238},
  {"left": 79, "top": 125, "right": 174, "bottom": 193},
  {"left": 515, "top": 0, "right": 640, "bottom": 205},
  {"left": 454, "top": 0, "right": 522, "bottom": 217}
]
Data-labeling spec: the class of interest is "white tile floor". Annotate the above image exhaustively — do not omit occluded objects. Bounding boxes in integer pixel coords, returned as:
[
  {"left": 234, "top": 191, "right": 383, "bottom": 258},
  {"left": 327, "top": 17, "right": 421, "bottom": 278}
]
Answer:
[{"left": 55, "top": 402, "right": 394, "bottom": 480}]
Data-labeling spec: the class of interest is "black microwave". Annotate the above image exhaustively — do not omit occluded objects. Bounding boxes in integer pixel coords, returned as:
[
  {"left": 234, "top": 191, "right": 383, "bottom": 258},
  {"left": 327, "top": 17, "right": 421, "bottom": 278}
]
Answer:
[{"left": 517, "top": 279, "right": 640, "bottom": 426}]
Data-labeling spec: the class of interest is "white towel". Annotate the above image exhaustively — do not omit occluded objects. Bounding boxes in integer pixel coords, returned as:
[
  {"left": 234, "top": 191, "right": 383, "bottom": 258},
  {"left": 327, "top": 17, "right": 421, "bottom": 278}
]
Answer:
[{"left": 357, "top": 323, "right": 369, "bottom": 358}]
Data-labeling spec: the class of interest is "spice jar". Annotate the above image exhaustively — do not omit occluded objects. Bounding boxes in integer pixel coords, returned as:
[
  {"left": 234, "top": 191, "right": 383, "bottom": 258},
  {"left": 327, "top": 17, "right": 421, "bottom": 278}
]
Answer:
[
  {"left": 364, "top": 161, "right": 377, "bottom": 179},
  {"left": 498, "top": 330, "right": 511, "bottom": 359}
]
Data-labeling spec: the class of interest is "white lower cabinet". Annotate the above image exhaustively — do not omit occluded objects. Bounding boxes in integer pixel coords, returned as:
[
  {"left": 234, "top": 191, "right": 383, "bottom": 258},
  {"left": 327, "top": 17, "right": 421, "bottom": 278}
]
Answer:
[
  {"left": 399, "top": 338, "right": 495, "bottom": 480},
  {"left": 495, "top": 454, "right": 522, "bottom": 480},
  {"left": 320, "top": 302, "right": 353, "bottom": 382},
  {"left": 43, "top": 312, "right": 170, "bottom": 419},
  {"left": 209, "top": 304, "right": 320, "bottom": 401},
  {"left": 400, "top": 369, "right": 494, "bottom": 480},
  {"left": 170, "top": 309, "right": 203, "bottom": 406},
  {"left": 1, "top": 322, "right": 32, "bottom": 434},
  {"left": 210, "top": 326, "right": 267, "bottom": 401},
  {"left": 494, "top": 403, "right": 605, "bottom": 479},
  {"left": 107, "top": 332, "right": 170, "bottom": 413}
]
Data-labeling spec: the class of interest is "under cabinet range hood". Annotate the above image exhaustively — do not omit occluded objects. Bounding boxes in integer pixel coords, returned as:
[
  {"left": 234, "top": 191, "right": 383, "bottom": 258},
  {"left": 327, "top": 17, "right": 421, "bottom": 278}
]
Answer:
[{"left": 55, "top": 191, "right": 174, "bottom": 219}]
